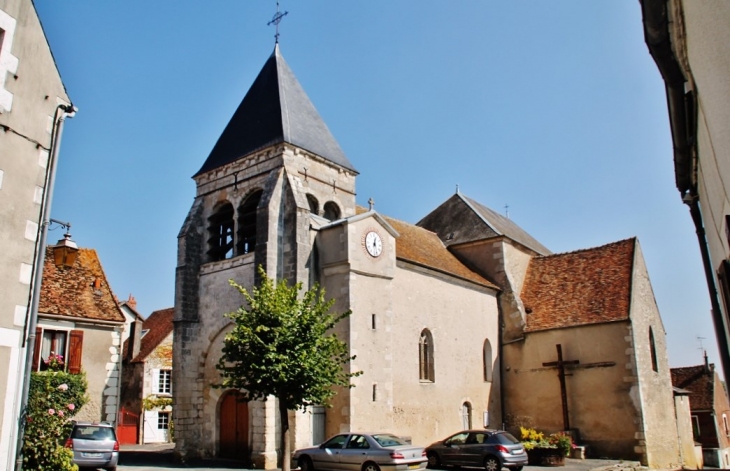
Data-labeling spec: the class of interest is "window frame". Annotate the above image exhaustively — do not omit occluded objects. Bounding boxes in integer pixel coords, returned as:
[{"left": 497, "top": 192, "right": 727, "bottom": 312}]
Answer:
[{"left": 419, "top": 329, "right": 435, "bottom": 382}]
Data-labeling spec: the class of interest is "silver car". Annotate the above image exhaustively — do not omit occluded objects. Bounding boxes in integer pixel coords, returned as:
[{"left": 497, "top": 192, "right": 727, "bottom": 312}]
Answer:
[
  {"left": 64, "top": 421, "right": 119, "bottom": 471},
  {"left": 425, "top": 430, "right": 527, "bottom": 471},
  {"left": 293, "top": 432, "right": 428, "bottom": 471}
]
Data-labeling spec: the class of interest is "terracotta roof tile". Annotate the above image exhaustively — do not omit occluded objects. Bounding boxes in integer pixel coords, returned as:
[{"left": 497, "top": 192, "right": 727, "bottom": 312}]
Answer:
[
  {"left": 133, "top": 307, "right": 174, "bottom": 363},
  {"left": 39, "top": 247, "right": 125, "bottom": 323},
  {"left": 671, "top": 365, "right": 715, "bottom": 410},
  {"left": 520, "top": 238, "right": 635, "bottom": 332},
  {"left": 356, "top": 207, "right": 497, "bottom": 290}
]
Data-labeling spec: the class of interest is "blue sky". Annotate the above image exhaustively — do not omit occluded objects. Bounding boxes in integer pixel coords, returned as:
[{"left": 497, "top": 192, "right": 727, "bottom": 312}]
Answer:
[{"left": 34, "top": 1, "right": 719, "bottom": 369}]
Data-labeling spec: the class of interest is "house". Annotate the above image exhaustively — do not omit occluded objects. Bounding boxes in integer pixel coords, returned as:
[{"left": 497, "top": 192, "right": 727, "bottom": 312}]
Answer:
[
  {"left": 0, "top": 0, "right": 73, "bottom": 466},
  {"left": 120, "top": 307, "right": 174, "bottom": 444},
  {"left": 172, "top": 44, "right": 684, "bottom": 469},
  {"left": 671, "top": 356, "right": 730, "bottom": 467},
  {"left": 37, "top": 246, "right": 126, "bottom": 424},
  {"left": 641, "top": 0, "right": 730, "bottom": 382}
]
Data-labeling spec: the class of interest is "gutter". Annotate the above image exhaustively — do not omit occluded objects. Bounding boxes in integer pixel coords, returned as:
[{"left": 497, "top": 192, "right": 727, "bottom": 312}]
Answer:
[{"left": 640, "top": 0, "right": 730, "bottom": 383}]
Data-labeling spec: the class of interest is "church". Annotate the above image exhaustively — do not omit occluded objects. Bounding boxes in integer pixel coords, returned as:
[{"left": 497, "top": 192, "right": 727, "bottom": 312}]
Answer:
[{"left": 172, "top": 44, "right": 684, "bottom": 469}]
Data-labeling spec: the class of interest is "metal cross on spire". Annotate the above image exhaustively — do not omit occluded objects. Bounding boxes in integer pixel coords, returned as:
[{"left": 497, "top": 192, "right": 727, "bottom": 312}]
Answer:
[{"left": 268, "top": 0, "right": 289, "bottom": 44}]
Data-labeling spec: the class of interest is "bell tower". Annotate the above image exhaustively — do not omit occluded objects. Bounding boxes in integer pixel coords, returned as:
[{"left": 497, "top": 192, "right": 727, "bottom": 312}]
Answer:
[{"left": 172, "top": 45, "right": 358, "bottom": 466}]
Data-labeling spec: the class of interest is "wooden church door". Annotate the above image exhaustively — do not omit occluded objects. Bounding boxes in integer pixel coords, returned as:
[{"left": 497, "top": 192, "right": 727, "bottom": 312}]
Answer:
[{"left": 220, "top": 391, "right": 249, "bottom": 459}]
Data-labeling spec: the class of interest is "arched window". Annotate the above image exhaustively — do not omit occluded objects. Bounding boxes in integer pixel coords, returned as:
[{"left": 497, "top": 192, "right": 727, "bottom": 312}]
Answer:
[
  {"left": 483, "top": 339, "right": 493, "bottom": 382},
  {"left": 238, "top": 190, "right": 262, "bottom": 255},
  {"left": 419, "top": 329, "right": 434, "bottom": 382},
  {"left": 207, "top": 202, "right": 234, "bottom": 261},
  {"left": 649, "top": 327, "right": 658, "bottom": 372},
  {"left": 462, "top": 402, "right": 472, "bottom": 430},
  {"left": 306, "top": 194, "right": 319, "bottom": 215},
  {"left": 323, "top": 202, "right": 340, "bottom": 221}
]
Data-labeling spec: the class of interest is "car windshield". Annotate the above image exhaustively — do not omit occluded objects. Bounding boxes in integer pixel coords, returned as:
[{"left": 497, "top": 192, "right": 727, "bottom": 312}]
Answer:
[
  {"left": 73, "top": 426, "right": 115, "bottom": 440},
  {"left": 491, "top": 432, "right": 520, "bottom": 445},
  {"left": 372, "top": 434, "right": 408, "bottom": 447}
]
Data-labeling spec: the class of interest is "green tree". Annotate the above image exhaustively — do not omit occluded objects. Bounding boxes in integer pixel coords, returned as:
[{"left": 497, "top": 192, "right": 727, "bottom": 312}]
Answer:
[{"left": 216, "top": 266, "right": 360, "bottom": 471}]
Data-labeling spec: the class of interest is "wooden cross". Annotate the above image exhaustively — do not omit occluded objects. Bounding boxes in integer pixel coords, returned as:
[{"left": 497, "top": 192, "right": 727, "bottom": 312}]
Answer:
[{"left": 542, "top": 344, "right": 579, "bottom": 431}]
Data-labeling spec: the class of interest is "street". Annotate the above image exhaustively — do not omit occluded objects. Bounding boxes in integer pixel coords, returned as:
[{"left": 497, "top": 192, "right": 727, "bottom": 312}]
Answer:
[{"left": 115, "top": 444, "right": 639, "bottom": 471}]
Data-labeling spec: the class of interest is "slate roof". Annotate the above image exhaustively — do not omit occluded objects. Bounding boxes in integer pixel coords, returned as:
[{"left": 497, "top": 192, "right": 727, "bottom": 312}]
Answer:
[
  {"left": 39, "top": 247, "right": 125, "bottom": 323},
  {"left": 132, "top": 307, "right": 174, "bottom": 363},
  {"left": 671, "top": 365, "right": 715, "bottom": 411},
  {"left": 460, "top": 194, "right": 551, "bottom": 255},
  {"left": 355, "top": 207, "right": 497, "bottom": 290},
  {"left": 195, "top": 44, "right": 355, "bottom": 177},
  {"left": 520, "top": 238, "right": 636, "bottom": 332}
]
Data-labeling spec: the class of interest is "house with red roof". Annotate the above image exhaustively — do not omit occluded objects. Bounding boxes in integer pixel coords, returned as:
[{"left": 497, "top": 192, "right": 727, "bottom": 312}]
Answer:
[
  {"left": 672, "top": 356, "right": 730, "bottom": 467},
  {"left": 120, "top": 307, "right": 174, "bottom": 444},
  {"left": 37, "top": 247, "right": 126, "bottom": 425}
]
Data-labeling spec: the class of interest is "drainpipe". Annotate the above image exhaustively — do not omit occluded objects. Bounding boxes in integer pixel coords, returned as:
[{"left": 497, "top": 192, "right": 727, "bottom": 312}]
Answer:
[
  {"left": 14, "top": 103, "right": 76, "bottom": 471},
  {"left": 685, "top": 195, "right": 730, "bottom": 383}
]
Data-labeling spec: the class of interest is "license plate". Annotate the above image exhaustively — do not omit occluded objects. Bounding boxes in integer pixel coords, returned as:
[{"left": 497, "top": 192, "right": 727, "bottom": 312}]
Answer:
[
  {"left": 408, "top": 464, "right": 421, "bottom": 469},
  {"left": 512, "top": 449, "right": 524, "bottom": 455},
  {"left": 82, "top": 452, "right": 103, "bottom": 458}
]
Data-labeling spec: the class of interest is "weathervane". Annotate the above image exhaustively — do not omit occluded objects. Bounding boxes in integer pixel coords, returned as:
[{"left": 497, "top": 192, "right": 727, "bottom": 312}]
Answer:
[{"left": 268, "top": 0, "right": 289, "bottom": 44}]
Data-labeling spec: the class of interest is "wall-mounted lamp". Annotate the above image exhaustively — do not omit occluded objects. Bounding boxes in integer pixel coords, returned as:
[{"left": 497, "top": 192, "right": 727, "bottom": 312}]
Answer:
[{"left": 49, "top": 219, "right": 78, "bottom": 268}]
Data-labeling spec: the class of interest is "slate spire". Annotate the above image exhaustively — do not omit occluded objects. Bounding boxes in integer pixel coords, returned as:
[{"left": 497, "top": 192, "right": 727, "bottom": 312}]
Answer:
[{"left": 195, "top": 45, "right": 355, "bottom": 176}]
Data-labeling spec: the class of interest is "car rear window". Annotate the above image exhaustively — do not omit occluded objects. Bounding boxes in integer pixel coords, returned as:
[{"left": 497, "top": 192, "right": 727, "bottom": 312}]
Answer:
[
  {"left": 372, "top": 434, "right": 408, "bottom": 447},
  {"left": 72, "top": 426, "right": 115, "bottom": 440},
  {"left": 491, "top": 432, "right": 519, "bottom": 445}
]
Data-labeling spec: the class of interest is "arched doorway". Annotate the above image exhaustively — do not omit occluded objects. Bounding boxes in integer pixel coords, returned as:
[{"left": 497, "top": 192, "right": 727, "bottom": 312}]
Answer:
[{"left": 219, "top": 390, "right": 249, "bottom": 459}]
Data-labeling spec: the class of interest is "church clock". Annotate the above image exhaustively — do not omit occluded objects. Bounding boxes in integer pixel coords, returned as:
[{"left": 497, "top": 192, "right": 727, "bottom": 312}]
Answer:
[{"left": 364, "top": 231, "right": 383, "bottom": 257}]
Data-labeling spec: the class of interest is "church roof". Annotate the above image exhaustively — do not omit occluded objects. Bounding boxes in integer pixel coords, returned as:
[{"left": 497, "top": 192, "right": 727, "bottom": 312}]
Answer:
[
  {"left": 355, "top": 207, "right": 497, "bottom": 290},
  {"left": 670, "top": 364, "right": 716, "bottom": 411},
  {"left": 131, "top": 307, "right": 174, "bottom": 363},
  {"left": 39, "top": 247, "right": 125, "bottom": 323},
  {"left": 195, "top": 45, "right": 355, "bottom": 177},
  {"left": 459, "top": 194, "right": 551, "bottom": 255},
  {"left": 520, "top": 238, "right": 636, "bottom": 332}
]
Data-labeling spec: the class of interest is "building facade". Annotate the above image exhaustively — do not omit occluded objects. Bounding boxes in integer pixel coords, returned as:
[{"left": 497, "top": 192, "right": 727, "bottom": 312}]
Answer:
[
  {"left": 641, "top": 0, "right": 730, "bottom": 382},
  {"left": 0, "top": 0, "right": 72, "bottom": 467}
]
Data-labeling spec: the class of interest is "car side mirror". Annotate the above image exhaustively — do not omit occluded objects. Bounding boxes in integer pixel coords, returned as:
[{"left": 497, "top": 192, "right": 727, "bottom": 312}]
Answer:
[{"left": 320, "top": 444, "right": 326, "bottom": 449}]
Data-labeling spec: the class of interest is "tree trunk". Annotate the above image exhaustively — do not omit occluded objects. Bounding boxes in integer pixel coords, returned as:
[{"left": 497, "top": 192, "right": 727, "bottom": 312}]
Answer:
[{"left": 279, "top": 400, "right": 291, "bottom": 471}]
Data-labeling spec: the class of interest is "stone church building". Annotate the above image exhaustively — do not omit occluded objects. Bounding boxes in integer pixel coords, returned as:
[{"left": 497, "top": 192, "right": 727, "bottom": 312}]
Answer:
[{"left": 173, "top": 45, "right": 683, "bottom": 468}]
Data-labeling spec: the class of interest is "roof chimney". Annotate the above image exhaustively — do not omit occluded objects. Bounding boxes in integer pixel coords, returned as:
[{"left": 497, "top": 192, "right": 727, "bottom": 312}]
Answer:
[
  {"left": 704, "top": 350, "right": 710, "bottom": 374},
  {"left": 127, "top": 320, "right": 142, "bottom": 362},
  {"left": 127, "top": 293, "right": 137, "bottom": 310}
]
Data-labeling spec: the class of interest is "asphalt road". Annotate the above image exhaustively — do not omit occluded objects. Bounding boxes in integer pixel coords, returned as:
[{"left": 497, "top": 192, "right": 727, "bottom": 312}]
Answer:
[{"left": 114, "top": 445, "right": 638, "bottom": 471}]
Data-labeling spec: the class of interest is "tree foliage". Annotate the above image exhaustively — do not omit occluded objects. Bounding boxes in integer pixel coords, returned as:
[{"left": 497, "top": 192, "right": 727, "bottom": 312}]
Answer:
[
  {"left": 22, "top": 370, "right": 88, "bottom": 470},
  {"left": 215, "top": 266, "right": 360, "bottom": 410}
]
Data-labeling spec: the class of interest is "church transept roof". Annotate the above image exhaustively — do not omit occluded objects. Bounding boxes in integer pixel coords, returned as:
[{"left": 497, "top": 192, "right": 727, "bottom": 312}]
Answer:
[
  {"left": 520, "top": 238, "right": 636, "bottom": 332},
  {"left": 195, "top": 44, "right": 355, "bottom": 176}
]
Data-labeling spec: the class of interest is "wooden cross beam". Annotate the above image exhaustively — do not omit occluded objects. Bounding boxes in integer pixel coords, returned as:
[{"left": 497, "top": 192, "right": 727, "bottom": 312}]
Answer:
[{"left": 542, "top": 344, "right": 579, "bottom": 431}]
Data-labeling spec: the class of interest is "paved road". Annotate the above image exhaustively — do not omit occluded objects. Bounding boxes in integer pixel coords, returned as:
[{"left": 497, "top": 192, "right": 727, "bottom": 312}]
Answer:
[{"left": 116, "top": 444, "right": 637, "bottom": 471}]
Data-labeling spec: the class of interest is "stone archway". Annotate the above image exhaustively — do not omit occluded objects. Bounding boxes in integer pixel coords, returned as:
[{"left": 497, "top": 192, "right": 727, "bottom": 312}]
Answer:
[{"left": 219, "top": 390, "right": 249, "bottom": 459}]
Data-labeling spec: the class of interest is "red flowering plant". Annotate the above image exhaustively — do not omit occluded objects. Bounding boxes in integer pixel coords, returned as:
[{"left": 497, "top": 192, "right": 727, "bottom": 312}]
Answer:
[{"left": 22, "top": 370, "right": 88, "bottom": 470}]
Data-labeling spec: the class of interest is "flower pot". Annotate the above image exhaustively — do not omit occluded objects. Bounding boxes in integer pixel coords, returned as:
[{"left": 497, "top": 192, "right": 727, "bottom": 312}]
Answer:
[{"left": 526, "top": 448, "right": 565, "bottom": 467}]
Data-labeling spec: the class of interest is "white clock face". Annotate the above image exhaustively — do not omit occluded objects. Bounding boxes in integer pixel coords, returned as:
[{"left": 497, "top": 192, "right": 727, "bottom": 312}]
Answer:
[{"left": 365, "top": 231, "right": 383, "bottom": 257}]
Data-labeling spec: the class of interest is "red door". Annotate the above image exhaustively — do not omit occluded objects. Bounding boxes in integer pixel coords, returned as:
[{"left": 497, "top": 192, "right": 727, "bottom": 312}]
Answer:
[
  {"left": 117, "top": 407, "right": 140, "bottom": 444},
  {"left": 220, "top": 391, "right": 249, "bottom": 459}
]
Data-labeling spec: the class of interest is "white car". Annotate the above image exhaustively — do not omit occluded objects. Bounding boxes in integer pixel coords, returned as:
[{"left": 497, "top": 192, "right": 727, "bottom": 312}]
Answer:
[{"left": 294, "top": 433, "right": 428, "bottom": 471}]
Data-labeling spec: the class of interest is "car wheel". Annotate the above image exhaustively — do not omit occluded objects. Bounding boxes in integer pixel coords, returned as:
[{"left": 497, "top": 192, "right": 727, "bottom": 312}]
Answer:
[
  {"left": 362, "top": 461, "right": 381, "bottom": 471},
  {"left": 484, "top": 456, "right": 500, "bottom": 471},
  {"left": 299, "top": 456, "right": 314, "bottom": 471},
  {"left": 427, "top": 452, "right": 441, "bottom": 469}
]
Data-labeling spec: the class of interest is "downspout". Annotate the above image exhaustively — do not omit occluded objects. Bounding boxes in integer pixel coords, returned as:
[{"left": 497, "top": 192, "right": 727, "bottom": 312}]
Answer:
[
  {"left": 496, "top": 291, "right": 506, "bottom": 430},
  {"left": 685, "top": 196, "right": 730, "bottom": 382},
  {"left": 14, "top": 103, "right": 76, "bottom": 471}
]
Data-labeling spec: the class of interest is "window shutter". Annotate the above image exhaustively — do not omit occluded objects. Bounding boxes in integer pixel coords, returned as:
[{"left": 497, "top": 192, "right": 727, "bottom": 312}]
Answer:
[
  {"left": 32, "top": 327, "right": 42, "bottom": 371},
  {"left": 152, "top": 369, "right": 160, "bottom": 394},
  {"left": 67, "top": 330, "right": 84, "bottom": 374}
]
